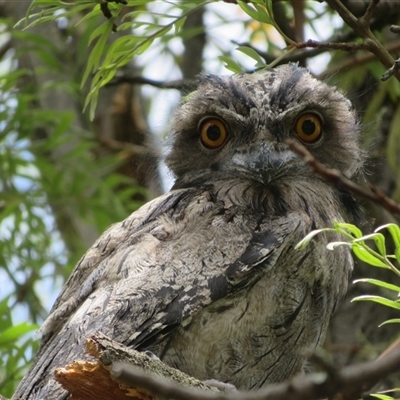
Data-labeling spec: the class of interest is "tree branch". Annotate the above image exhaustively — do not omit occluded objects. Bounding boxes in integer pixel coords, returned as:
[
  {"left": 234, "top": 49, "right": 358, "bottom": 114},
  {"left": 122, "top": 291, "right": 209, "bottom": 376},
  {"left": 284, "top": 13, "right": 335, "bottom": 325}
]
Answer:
[
  {"left": 362, "top": 0, "right": 380, "bottom": 25},
  {"left": 318, "top": 39, "right": 400, "bottom": 80},
  {"left": 390, "top": 24, "right": 400, "bottom": 34},
  {"left": 381, "top": 25, "right": 400, "bottom": 81},
  {"left": 295, "top": 39, "right": 370, "bottom": 52},
  {"left": 107, "top": 74, "right": 197, "bottom": 92},
  {"left": 111, "top": 341, "right": 400, "bottom": 400},
  {"left": 55, "top": 333, "right": 218, "bottom": 400},
  {"left": 53, "top": 332, "right": 400, "bottom": 400},
  {"left": 285, "top": 139, "right": 400, "bottom": 216},
  {"left": 381, "top": 58, "right": 400, "bottom": 81},
  {"left": 325, "top": 0, "right": 400, "bottom": 82}
]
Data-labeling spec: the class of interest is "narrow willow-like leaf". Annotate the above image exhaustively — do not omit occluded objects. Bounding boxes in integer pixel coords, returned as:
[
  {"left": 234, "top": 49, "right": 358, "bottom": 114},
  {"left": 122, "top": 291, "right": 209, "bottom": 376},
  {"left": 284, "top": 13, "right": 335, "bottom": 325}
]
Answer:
[
  {"left": 82, "top": 20, "right": 115, "bottom": 87},
  {"left": 237, "top": 46, "right": 266, "bottom": 68},
  {"left": 396, "top": 247, "right": 400, "bottom": 265},
  {"left": 351, "top": 244, "right": 389, "bottom": 268},
  {"left": 376, "top": 223, "right": 400, "bottom": 264},
  {"left": 376, "top": 223, "right": 400, "bottom": 247},
  {"left": 238, "top": 1, "right": 266, "bottom": 22},
  {"left": 253, "top": 4, "right": 273, "bottom": 24},
  {"left": 86, "top": 1, "right": 209, "bottom": 118},
  {"left": 0, "top": 323, "right": 39, "bottom": 346},
  {"left": 370, "top": 395, "right": 395, "bottom": 400},
  {"left": 175, "top": 16, "right": 187, "bottom": 33},
  {"left": 352, "top": 295, "right": 400, "bottom": 310},
  {"left": 219, "top": 55, "right": 243, "bottom": 73},
  {"left": 354, "top": 233, "right": 386, "bottom": 256},
  {"left": 88, "top": 17, "right": 111, "bottom": 46},
  {"left": 334, "top": 221, "right": 363, "bottom": 238},
  {"left": 295, "top": 228, "right": 333, "bottom": 250},
  {"left": 76, "top": 4, "right": 103, "bottom": 27},
  {"left": 379, "top": 319, "right": 400, "bottom": 327},
  {"left": 20, "top": 3, "right": 93, "bottom": 30},
  {"left": 353, "top": 278, "right": 400, "bottom": 293},
  {"left": 326, "top": 241, "right": 351, "bottom": 250}
]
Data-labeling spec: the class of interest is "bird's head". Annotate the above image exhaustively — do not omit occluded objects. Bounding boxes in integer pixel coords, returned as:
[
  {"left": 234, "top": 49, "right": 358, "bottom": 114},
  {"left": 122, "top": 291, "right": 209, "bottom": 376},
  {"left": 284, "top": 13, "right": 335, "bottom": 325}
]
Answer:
[{"left": 166, "top": 64, "right": 362, "bottom": 189}]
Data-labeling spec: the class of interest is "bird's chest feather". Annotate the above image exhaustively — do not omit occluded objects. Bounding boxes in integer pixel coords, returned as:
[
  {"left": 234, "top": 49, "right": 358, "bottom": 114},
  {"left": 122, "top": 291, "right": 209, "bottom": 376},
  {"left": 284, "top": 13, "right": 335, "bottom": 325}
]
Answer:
[
  {"left": 148, "top": 236, "right": 344, "bottom": 390},
  {"left": 135, "top": 187, "right": 352, "bottom": 390}
]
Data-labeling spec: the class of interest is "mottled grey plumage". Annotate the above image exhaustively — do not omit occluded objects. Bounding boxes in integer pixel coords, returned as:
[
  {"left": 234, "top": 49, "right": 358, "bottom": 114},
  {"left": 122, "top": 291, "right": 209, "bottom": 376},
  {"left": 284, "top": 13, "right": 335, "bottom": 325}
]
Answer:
[{"left": 13, "top": 64, "right": 362, "bottom": 399}]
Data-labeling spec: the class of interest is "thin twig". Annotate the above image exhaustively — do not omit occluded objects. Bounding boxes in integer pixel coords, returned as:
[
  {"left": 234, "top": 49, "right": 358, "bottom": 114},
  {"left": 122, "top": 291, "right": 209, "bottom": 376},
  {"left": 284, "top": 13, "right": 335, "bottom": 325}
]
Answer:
[
  {"left": 295, "top": 39, "right": 370, "bottom": 52},
  {"left": 390, "top": 24, "right": 400, "bottom": 34},
  {"left": 362, "top": 0, "right": 380, "bottom": 25},
  {"left": 107, "top": 75, "right": 197, "bottom": 91},
  {"left": 233, "top": 26, "right": 399, "bottom": 68},
  {"left": 326, "top": 0, "right": 400, "bottom": 82},
  {"left": 109, "top": 38, "right": 400, "bottom": 91},
  {"left": 318, "top": 39, "right": 400, "bottom": 80},
  {"left": 326, "top": 0, "right": 359, "bottom": 33},
  {"left": 286, "top": 139, "right": 400, "bottom": 216},
  {"left": 368, "top": 185, "right": 400, "bottom": 214},
  {"left": 111, "top": 343, "right": 400, "bottom": 400},
  {"left": 380, "top": 24, "right": 400, "bottom": 80},
  {"left": 381, "top": 57, "right": 400, "bottom": 81}
]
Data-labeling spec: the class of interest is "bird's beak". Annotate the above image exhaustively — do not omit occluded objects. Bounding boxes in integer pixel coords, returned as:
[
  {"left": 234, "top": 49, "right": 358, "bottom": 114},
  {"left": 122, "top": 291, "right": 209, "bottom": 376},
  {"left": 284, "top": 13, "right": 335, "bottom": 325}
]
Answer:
[{"left": 230, "top": 140, "right": 300, "bottom": 183}]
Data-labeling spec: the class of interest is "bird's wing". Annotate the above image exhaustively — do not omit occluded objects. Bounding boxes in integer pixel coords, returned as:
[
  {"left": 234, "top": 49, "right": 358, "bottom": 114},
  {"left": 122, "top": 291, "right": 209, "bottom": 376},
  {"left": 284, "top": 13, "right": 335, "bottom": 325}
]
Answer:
[
  {"left": 55, "top": 191, "right": 300, "bottom": 351},
  {"left": 39, "top": 189, "right": 191, "bottom": 341},
  {"left": 15, "top": 188, "right": 304, "bottom": 400},
  {"left": 124, "top": 211, "right": 299, "bottom": 350}
]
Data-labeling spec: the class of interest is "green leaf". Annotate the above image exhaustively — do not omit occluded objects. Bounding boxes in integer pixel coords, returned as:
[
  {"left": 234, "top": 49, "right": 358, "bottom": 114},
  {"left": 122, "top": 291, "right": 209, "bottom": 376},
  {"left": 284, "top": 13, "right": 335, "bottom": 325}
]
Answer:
[
  {"left": 253, "top": 4, "right": 272, "bottom": 24},
  {"left": 19, "top": 2, "right": 94, "bottom": 30},
  {"left": 370, "top": 395, "right": 395, "bottom": 400},
  {"left": 354, "top": 233, "right": 386, "bottom": 256},
  {"left": 295, "top": 228, "right": 333, "bottom": 250},
  {"left": 376, "top": 223, "right": 400, "bottom": 263},
  {"left": 326, "top": 241, "right": 351, "bottom": 250},
  {"left": 264, "top": 0, "right": 274, "bottom": 19},
  {"left": 377, "top": 223, "right": 400, "bottom": 247},
  {"left": 379, "top": 319, "right": 400, "bottom": 327},
  {"left": 237, "top": 1, "right": 272, "bottom": 24},
  {"left": 219, "top": 55, "right": 243, "bottom": 74},
  {"left": 0, "top": 297, "right": 12, "bottom": 331},
  {"left": 333, "top": 222, "right": 363, "bottom": 238},
  {"left": 76, "top": 4, "right": 103, "bottom": 27},
  {"left": 82, "top": 20, "right": 114, "bottom": 87},
  {"left": 351, "top": 243, "right": 389, "bottom": 268},
  {"left": 236, "top": 46, "right": 266, "bottom": 68},
  {"left": 352, "top": 295, "right": 400, "bottom": 310},
  {"left": 175, "top": 16, "right": 187, "bottom": 33},
  {"left": 0, "top": 323, "right": 39, "bottom": 346},
  {"left": 353, "top": 278, "right": 400, "bottom": 292}
]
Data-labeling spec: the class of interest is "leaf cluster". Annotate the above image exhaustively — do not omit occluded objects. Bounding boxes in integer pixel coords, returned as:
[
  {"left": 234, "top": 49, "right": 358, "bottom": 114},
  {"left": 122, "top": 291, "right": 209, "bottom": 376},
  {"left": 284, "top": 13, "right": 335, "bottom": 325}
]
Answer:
[
  {"left": 0, "top": 297, "right": 38, "bottom": 396},
  {"left": 297, "top": 222, "right": 400, "bottom": 399},
  {"left": 4, "top": 0, "right": 400, "bottom": 397},
  {"left": 18, "top": 0, "right": 211, "bottom": 119},
  {"left": 0, "top": 22, "right": 144, "bottom": 396}
]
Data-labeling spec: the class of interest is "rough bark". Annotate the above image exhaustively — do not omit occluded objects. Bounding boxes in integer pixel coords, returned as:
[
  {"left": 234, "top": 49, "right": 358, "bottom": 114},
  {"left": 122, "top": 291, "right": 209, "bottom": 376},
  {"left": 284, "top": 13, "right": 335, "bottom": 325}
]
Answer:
[{"left": 54, "top": 333, "right": 216, "bottom": 400}]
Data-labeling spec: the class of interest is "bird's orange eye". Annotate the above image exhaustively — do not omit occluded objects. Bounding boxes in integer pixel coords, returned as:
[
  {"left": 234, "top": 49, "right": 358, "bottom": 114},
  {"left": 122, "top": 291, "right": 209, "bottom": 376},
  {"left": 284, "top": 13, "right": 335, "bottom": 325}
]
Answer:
[
  {"left": 294, "top": 113, "right": 323, "bottom": 143},
  {"left": 199, "top": 118, "right": 229, "bottom": 149}
]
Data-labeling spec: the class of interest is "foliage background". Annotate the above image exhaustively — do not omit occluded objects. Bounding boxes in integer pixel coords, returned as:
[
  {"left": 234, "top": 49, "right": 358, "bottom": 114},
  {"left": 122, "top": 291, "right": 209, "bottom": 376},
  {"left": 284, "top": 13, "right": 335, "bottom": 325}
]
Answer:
[{"left": 1, "top": 0, "right": 400, "bottom": 397}]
